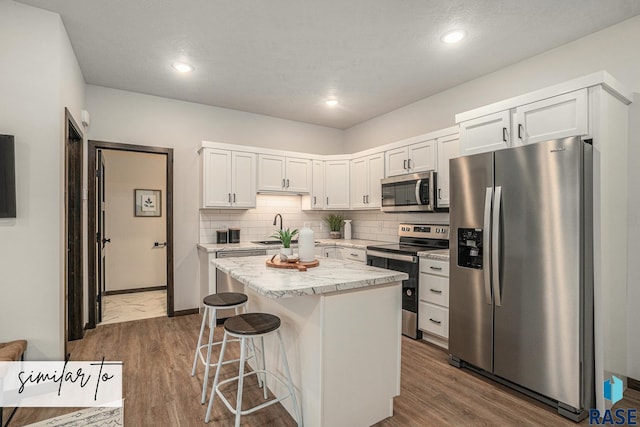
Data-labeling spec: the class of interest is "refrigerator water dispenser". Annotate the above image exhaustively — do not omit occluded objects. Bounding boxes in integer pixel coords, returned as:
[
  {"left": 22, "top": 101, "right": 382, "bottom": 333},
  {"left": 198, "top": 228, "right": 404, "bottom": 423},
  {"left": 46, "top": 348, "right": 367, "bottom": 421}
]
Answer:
[{"left": 458, "top": 228, "right": 483, "bottom": 269}]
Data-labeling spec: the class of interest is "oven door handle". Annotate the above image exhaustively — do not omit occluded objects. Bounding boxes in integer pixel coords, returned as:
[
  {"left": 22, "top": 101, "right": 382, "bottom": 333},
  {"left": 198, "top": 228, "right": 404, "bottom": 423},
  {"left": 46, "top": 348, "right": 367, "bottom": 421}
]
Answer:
[{"left": 366, "top": 250, "right": 418, "bottom": 263}]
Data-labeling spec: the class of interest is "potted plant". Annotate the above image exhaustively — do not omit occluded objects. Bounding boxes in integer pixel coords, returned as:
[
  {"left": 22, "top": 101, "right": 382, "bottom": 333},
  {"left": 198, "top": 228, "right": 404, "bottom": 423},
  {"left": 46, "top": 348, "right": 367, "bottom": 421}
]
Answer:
[
  {"left": 324, "top": 214, "right": 344, "bottom": 239},
  {"left": 270, "top": 228, "right": 298, "bottom": 255}
]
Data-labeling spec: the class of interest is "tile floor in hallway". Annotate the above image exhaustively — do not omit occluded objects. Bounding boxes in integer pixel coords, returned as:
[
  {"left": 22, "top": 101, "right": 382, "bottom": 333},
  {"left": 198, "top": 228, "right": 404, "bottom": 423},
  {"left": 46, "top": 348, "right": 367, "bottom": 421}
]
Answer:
[{"left": 100, "top": 289, "right": 166, "bottom": 325}]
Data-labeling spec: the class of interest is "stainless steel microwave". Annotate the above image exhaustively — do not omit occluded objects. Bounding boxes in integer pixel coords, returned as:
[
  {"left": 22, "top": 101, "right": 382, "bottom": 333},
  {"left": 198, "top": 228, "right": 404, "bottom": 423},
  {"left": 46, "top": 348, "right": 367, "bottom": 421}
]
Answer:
[{"left": 381, "top": 172, "right": 438, "bottom": 212}]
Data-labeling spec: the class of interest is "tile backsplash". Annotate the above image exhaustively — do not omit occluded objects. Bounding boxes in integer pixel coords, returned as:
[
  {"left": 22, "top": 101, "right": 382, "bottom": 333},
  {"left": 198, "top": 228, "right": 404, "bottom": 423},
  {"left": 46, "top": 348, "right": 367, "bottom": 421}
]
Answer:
[{"left": 199, "top": 194, "right": 449, "bottom": 244}]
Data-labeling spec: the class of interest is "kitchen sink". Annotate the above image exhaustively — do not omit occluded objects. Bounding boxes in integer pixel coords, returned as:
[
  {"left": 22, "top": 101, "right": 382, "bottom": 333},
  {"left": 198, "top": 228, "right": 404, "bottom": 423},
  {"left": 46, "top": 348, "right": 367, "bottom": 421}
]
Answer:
[{"left": 251, "top": 240, "right": 297, "bottom": 245}]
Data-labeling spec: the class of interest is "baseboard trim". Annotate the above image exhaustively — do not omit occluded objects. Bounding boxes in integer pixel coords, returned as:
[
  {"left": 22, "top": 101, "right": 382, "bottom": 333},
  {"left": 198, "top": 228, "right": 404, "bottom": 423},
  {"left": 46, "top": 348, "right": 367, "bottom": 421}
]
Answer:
[
  {"left": 629, "top": 377, "right": 640, "bottom": 392},
  {"left": 174, "top": 308, "right": 199, "bottom": 316},
  {"left": 105, "top": 286, "right": 166, "bottom": 296}
]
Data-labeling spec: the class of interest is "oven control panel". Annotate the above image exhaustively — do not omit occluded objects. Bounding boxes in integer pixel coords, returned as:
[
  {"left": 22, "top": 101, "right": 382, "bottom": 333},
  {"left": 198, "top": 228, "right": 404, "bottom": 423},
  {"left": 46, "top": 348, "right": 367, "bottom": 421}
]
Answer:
[{"left": 398, "top": 224, "right": 449, "bottom": 239}]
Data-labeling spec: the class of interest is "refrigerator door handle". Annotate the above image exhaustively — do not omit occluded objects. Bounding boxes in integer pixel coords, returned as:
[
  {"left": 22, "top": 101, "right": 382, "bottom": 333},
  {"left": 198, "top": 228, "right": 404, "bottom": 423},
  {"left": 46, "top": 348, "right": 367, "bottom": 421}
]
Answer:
[
  {"left": 492, "top": 186, "right": 502, "bottom": 307},
  {"left": 483, "top": 187, "right": 493, "bottom": 305}
]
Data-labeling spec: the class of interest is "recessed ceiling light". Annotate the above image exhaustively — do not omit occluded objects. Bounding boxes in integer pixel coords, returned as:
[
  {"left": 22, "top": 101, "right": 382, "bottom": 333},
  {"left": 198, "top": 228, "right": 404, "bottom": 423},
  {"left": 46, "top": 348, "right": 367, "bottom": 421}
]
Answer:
[
  {"left": 325, "top": 99, "right": 339, "bottom": 107},
  {"left": 441, "top": 30, "right": 466, "bottom": 44},
  {"left": 172, "top": 62, "right": 194, "bottom": 73}
]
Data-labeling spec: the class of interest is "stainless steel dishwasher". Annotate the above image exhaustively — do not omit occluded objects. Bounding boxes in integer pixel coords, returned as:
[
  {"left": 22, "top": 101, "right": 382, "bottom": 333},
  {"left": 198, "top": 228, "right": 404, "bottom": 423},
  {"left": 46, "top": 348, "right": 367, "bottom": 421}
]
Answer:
[{"left": 215, "top": 249, "right": 267, "bottom": 319}]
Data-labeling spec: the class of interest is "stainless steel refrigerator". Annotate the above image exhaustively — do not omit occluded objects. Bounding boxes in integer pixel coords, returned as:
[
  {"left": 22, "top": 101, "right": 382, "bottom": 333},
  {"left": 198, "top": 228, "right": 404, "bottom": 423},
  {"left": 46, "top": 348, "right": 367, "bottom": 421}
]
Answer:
[{"left": 448, "top": 136, "right": 594, "bottom": 421}]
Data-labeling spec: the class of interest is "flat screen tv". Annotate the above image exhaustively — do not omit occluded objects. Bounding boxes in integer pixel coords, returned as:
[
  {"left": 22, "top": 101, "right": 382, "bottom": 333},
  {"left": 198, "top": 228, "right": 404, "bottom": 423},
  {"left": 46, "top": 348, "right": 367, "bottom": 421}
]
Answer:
[{"left": 0, "top": 134, "right": 16, "bottom": 218}]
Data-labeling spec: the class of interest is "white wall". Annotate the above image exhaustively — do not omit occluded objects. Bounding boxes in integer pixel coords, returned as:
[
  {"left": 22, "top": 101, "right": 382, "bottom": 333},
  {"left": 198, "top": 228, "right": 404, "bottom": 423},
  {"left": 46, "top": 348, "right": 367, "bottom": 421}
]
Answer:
[
  {"left": 627, "top": 94, "right": 640, "bottom": 380},
  {"left": 104, "top": 150, "right": 166, "bottom": 292},
  {"left": 343, "top": 15, "right": 640, "bottom": 152},
  {"left": 85, "top": 86, "right": 344, "bottom": 311},
  {"left": 0, "top": 1, "right": 85, "bottom": 360}
]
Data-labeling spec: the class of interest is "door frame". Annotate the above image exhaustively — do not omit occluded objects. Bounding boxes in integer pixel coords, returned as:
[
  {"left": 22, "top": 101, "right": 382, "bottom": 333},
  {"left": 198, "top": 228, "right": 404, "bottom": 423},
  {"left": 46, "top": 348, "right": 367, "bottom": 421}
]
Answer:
[
  {"left": 65, "top": 108, "right": 84, "bottom": 342},
  {"left": 87, "top": 140, "right": 174, "bottom": 328}
]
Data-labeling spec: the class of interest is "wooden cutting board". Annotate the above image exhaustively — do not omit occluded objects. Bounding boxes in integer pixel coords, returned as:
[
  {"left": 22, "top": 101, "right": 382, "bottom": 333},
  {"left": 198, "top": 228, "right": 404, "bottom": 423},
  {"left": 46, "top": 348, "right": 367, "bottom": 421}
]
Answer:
[{"left": 266, "top": 255, "right": 319, "bottom": 271}]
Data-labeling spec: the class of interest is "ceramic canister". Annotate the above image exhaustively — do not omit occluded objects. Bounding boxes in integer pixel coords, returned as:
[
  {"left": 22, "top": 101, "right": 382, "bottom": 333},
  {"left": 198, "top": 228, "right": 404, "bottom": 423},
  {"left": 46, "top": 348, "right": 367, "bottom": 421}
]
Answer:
[{"left": 298, "top": 224, "right": 315, "bottom": 262}]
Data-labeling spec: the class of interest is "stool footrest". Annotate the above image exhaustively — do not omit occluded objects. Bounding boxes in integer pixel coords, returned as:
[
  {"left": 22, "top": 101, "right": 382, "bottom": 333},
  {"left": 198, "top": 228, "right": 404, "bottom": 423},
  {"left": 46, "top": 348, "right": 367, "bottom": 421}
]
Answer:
[
  {"left": 215, "top": 370, "right": 294, "bottom": 417},
  {"left": 196, "top": 339, "right": 250, "bottom": 368}
]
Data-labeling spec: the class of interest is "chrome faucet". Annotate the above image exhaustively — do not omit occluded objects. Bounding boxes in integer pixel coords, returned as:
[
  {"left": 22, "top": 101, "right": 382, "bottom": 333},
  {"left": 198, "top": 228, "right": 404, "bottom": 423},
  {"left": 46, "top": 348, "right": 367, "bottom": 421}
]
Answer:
[{"left": 273, "top": 213, "right": 283, "bottom": 231}]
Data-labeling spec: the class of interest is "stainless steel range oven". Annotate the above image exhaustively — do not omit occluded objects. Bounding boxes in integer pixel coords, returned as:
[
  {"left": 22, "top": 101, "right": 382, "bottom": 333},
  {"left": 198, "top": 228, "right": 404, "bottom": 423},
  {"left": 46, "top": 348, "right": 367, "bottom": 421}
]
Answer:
[{"left": 367, "top": 224, "right": 449, "bottom": 339}]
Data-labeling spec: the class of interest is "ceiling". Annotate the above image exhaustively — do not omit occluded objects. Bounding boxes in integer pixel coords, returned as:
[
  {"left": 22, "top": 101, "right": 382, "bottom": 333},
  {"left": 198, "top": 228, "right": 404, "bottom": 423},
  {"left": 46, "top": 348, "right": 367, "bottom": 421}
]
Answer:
[{"left": 16, "top": 0, "right": 640, "bottom": 129}]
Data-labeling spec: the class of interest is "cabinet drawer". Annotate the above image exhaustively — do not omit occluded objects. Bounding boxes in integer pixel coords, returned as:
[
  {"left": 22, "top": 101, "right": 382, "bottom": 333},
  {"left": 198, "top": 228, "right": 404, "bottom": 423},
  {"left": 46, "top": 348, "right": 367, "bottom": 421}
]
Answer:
[
  {"left": 419, "top": 274, "right": 449, "bottom": 307},
  {"left": 419, "top": 258, "right": 449, "bottom": 277},
  {"left": 418, "top": 302, "right": 449, "bottom": 339},
  {"left": 340, "top": 247, "right": 366, "bottom": 263}
]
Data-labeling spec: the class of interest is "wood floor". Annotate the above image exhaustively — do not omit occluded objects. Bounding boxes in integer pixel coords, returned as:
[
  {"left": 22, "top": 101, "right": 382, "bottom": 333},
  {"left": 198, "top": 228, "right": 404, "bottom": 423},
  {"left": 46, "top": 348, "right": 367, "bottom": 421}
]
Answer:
[{"left": 10, "top": 314, "right": 640, "bottom": 426}]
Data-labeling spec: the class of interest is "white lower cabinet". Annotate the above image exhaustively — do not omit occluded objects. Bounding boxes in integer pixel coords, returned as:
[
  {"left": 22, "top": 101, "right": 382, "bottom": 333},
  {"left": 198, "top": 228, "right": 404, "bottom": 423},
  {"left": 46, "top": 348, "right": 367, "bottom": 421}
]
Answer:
[
  {"left": 316, "top": 246, "right": 338, "bottom": 259},
  {"left": 418, "top": 257, "right": 449, "bottom": 349},
  {"left": 338, "top": 247, "right": 366, "bottom": 263}
]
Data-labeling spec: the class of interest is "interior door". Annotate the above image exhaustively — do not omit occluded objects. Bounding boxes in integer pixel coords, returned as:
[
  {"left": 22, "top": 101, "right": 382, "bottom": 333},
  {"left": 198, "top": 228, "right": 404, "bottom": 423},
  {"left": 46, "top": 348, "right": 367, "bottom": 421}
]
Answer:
[{"left": 96, "top": 150, "right": 109, "bottom": 323}]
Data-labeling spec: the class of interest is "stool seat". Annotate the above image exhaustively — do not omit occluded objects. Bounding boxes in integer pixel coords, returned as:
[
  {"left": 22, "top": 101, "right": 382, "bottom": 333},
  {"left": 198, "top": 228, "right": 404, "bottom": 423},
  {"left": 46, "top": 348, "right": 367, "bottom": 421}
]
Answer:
[
  {"left": 224, "top": 313, "right": 281, "bottom": 336},
  {"left": 203, "top": 292, "right": 248, "bottom": 307}
]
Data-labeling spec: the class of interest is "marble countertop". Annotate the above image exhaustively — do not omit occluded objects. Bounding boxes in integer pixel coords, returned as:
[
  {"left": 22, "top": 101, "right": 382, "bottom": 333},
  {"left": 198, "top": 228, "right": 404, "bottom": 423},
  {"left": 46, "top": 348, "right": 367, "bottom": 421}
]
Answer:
[
  {"left": 212, "top": 255, "right": 408, "bottom": 298},
  {"left": 417, "top": 249, "right": 450, "bottom": 261},
  {"left": 197, "top": 238, "right": 388, "bottom": 253}
]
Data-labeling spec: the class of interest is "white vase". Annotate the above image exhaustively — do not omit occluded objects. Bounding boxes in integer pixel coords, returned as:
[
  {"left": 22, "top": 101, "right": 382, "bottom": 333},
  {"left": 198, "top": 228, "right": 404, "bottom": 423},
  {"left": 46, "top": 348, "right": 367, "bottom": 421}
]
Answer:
[
  {"left": 280, "top": 247, "right": 293, "bottom": 256},
  {"left": 344, "top": 220, "right": 352, "bottom": 240},
  {"left": 298, "top": 224, "right": 315, "bottom": 262}
]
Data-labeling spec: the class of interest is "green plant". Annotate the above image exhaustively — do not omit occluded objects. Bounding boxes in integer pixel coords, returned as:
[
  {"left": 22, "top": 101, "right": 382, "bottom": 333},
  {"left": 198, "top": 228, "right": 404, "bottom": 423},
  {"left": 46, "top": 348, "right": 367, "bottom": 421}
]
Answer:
[
  {"left": 324, "top": 214, "right": 344, "bottom": 232},
  {"left": 270, "top": 228, "right": 299, "bottom": 248}
]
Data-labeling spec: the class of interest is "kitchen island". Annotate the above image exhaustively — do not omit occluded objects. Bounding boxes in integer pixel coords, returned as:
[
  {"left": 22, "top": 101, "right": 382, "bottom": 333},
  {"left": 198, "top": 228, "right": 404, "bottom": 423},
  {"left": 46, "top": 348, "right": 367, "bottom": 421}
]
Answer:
[{"left": 211, "top": 255, "right": 408, "bottom": 427}]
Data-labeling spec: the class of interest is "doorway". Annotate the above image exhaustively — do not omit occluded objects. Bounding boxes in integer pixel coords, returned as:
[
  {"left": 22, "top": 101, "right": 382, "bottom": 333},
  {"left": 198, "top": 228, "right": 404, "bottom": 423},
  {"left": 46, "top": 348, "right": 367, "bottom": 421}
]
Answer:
[
  {"left": 87, "top": 141, "right": 174, "bottom": 329},
  {"left": 65, "top": 108, "right": 84, "bottom": 342}
]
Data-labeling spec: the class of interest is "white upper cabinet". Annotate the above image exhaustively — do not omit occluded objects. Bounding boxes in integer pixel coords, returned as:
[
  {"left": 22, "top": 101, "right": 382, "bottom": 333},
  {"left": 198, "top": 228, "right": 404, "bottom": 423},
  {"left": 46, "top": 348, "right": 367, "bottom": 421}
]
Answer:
[
  {"left": 385, "top": 139, "right": 436, "bottom": 177},
  {"left": 351, "top": 153, "right": 384, "bottom": 209},
  {"left": 309, "top": 160, "right": 325, "bottom": 209},
  {"left": 435, "top": 134, "right": 460, "bottom": 209},
  {"left": 325, "top": 160, "right": 350, "bottom": 209},
  {"left": 459, "top": 110, "right": 511, "bottom": 156},
  {"left": 258, "top": 154, "right": 311, "bottom": 193},
  {"left": 514, "top": 89, "right": 588, "bottom": 145},
  {"left": 201, "top": 148, "right": 256, "bottom": 208},
  {"left": 459, "top": 89, "right": 589, "bottom": 155}
]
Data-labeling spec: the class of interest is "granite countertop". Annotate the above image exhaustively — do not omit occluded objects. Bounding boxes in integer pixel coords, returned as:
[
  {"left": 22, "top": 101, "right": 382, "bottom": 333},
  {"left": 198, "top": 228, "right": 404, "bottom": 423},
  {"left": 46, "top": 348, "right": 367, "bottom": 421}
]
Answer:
[
  {"left": 197, "top": 238, "right": 388, "bottom": 253},
  {"left": 417, "top": 249, "right": 450, "bottom": 261},
  {"left": 212, "top": 255, "right": 408, "bottom": 298}
]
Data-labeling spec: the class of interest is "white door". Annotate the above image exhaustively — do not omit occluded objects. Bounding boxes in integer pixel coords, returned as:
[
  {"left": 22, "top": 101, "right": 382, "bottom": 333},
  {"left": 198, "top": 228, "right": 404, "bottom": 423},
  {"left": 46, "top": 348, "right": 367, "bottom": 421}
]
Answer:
[
  {"left": 408, "top": 140, "right": 436, "bottom": 173},
  {"left": 367, "top": 153, "right": 384, "bottom": 208},
  {"left": 285, "top": 157, "right": 311, "bottom": 193},
  {"left": 258, "top": 154, "right": 286, "bottom": 191},
  {"left": 231, "top": 152, "right": 256, "bottom": 208},
  {"left": 435, "top": 134, "right": 460, "bottom": 208},
  {"left": 459, "top": 110, "right": 511, "bottom": 155},
  {"left": 203, "top": 148, "right": 232, "bottom": 207},
  {"left": 514, "top": 89, "right": 588, "bottom": 145},
  {"left": 325, "top": 160, "right": 350, "bottom": 209},
  {"left": 385, "top": 147, "right": 409, "bottom": 177},
  {"left": 350, "top": 157, "right": 368, "bottom": 208},
  {"left": 311, "top": 160, "right": 324, "bottom": 209}
]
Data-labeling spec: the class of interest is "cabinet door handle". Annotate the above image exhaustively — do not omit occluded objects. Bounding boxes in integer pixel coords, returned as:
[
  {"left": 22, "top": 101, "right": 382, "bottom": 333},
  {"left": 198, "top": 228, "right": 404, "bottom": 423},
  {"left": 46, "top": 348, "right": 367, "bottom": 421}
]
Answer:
[
  {"left": 502, "top": 127, "right": 508, "bottom": 142},
  {"left": 233, "top": 193, "right": 236, "bottom": 203},
  {"left": 282, "top": 178, "right": 285, "bottom": 188},
  {"left": 366, "top": 195, "right": 369, "bottom": 204},
  {"left": 518, "top": 124, "right": 523, "bottom": 140},
  {"left": 430, "top": 266, "right": 443, "bottom": 271},
  {"left": 350, "top": 253, "right": 359, "bottom": 257},
  {"left": 403, "top": 159, "right": 407, "bottom": 170},
  {"left": 438, "top": 189, "right": 442, "bottom": 199},
  {"left": 228, "top": 193, "right": 232, "bottom": 203},
  {"left": 429, "top": 318, "right": 442, "bottom": 325},
  {"left": 326, "top": 197, "right": 329, "bottom": 205},
  {"left": 363, "top": 195, "right": 366, "bottom": 204},
  {"left": 429, "top": 288, "right": 443, "bottom": 294},
  {"left": 286, "top": 178, "right": 290, "bottom": 188},
  {"left": 408, "top": 159, "right": 412, "bottom": 169},
  {"left": 313, "top": 196, "right": 317, "bottom": 205}
]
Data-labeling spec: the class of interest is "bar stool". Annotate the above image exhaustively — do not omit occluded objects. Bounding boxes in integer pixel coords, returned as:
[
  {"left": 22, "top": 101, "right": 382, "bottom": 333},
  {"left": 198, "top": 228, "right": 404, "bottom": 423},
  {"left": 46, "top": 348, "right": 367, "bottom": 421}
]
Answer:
[
  {"left": 205, "top": 312, "right": 302, "bottom": 427},
  {"left": 192, "top": 292, "right": 258, "bottom": 404}
]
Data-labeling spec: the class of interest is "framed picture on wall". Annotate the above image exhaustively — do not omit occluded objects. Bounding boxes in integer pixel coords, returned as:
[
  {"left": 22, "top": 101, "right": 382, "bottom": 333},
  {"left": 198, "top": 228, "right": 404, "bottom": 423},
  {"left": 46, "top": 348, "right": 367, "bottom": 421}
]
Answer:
[{"left": 134, "top": 189, "right": 161, "bottom": 217}]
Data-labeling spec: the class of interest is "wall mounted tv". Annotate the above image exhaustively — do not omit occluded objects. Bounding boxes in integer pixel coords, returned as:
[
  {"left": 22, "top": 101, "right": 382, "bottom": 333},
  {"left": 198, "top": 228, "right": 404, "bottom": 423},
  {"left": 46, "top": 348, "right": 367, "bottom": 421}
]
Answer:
[{"left": 0, "top": 134, "right": 17, "bottom": 218}]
